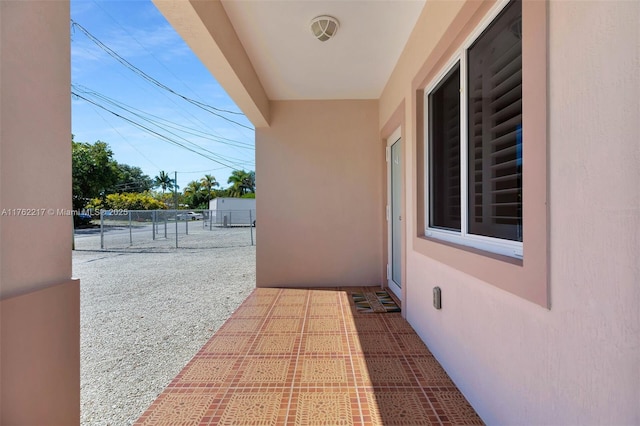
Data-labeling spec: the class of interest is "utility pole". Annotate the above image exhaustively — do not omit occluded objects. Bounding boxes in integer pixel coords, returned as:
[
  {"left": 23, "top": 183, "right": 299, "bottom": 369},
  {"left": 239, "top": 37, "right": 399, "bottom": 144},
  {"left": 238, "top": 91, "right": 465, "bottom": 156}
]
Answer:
[{"left": 174, "top": 171, "right": 178, "bottom": 210}]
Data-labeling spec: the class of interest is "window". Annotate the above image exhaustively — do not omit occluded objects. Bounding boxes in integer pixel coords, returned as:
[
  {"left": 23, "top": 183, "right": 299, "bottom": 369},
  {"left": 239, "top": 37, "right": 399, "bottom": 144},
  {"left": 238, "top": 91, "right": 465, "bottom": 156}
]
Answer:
[
  {"left": 415, "top": 0, "right": 547, "bottom": 306},
  {"left": 429, "top": 65, "right": 461, "bottom": 232},
  {"left": 425, "top": 0, "right": 523, "bottom": 258}
]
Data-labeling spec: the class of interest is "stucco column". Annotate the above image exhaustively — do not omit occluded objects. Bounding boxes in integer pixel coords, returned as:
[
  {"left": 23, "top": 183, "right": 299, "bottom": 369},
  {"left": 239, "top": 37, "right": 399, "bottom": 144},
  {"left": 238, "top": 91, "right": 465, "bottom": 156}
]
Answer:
[{"left": 0, "top": 1, "right": 80, "bottom": 424}]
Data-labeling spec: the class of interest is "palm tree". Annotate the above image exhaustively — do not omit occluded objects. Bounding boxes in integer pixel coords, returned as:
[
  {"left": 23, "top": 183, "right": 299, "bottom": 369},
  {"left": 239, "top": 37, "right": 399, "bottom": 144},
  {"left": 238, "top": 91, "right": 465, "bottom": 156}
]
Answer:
[
  {"left": 200, "top": 174, "right": 219, "bottom": 204},
  {"left": 154, "top": 171, "right": 174, "bottom": 194},
  {"left": 245, "top": 171, "right": 256, "bottom": 194},
  {"left": 184, "top": 180, "right": 203, "bottom": 196},
  {"left": 227, "top": 170, "right": 255, "bottom": 197},
  {"left": 183, "top": 180, "right": 204, "bottom": 208}
]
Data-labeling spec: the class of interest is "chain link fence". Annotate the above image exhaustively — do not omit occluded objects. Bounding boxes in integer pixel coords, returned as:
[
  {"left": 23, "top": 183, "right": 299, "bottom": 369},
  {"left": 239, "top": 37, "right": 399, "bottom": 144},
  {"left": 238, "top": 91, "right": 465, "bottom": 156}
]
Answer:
[{"left": 73, "top": 209, "right": 256, "bottom": 251}]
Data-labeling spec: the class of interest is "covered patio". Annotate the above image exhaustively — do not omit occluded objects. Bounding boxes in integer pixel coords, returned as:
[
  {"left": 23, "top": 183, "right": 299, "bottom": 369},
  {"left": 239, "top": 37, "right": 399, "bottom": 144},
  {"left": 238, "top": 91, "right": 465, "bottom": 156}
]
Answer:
[
  {"left": 2, "top": 0, "right": 638, "bottom": 424},
  {"left": 134, "top": 287, "right": 483, "bottom": 425}
]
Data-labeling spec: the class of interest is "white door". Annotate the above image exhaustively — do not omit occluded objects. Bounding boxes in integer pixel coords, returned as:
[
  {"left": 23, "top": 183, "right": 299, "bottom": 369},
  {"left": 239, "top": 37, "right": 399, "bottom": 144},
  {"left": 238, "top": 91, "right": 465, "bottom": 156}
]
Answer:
[{"left": 388, "top": 130, "right": 402, "bottom": 300}]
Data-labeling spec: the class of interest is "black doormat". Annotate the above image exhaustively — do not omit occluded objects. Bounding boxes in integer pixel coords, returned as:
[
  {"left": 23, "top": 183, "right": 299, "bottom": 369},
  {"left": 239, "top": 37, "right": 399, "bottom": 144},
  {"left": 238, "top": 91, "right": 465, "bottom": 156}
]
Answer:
[{"left": 351, "top": 291, "right": 400, "bottom": 313}]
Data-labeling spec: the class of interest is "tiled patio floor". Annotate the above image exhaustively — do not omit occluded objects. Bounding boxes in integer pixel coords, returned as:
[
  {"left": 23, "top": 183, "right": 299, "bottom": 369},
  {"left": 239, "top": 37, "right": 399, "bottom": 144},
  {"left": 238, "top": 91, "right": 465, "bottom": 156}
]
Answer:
[{"left": 135, "top": 287, "right": 483, "bottom": 425}]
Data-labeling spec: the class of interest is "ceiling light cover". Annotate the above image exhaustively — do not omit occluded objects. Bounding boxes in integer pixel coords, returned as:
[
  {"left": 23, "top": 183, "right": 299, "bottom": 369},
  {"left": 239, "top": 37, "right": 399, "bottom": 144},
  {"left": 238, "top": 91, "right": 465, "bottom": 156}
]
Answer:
[{"left": 310, "top": 15, "right": 339, "bottom": 42}]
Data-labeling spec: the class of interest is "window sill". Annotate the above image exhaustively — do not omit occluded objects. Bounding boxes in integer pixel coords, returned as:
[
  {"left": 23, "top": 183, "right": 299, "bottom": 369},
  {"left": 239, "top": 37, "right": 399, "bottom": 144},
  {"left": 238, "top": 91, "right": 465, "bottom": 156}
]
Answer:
[
  {"left": 424, "top": 229, "right": 523, "bottom": 260},
  {"left": 419, "top": 233, "right": 523, "bottom": 267}
]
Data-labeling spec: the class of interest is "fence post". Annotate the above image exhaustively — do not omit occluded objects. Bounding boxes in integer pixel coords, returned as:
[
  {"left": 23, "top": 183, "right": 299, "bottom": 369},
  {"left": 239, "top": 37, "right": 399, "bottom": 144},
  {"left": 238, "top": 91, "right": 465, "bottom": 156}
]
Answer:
[
  {"left": 209, "top": 210, "right": 213, "bottom": 230},
  {"left": 164, "top": 212, "right": 167, "bottom": 238},
  {"left": 185, "top": 215, "right": 188, "bottom": 235},
  {"left": 175, "top": 210, "right": 178, "bottom": 248},
  {"left": 152, "top": 210, "right": 156, "bottom": 240},
  {"left": 100, "top": 210, "right": 104, "bottom": 249},
  {"left": 129, "top": 210, "right": 132, "bottom": 246},
  {"left": 249, "top": 210, "right": 254, "bottom": 246}
]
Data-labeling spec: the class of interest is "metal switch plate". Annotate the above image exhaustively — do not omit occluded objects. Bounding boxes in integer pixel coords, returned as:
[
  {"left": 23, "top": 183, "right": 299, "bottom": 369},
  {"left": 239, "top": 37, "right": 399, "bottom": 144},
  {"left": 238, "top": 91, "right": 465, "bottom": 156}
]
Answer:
[{"left": 433, "top": 287, "right": 442, "bottom": 309}]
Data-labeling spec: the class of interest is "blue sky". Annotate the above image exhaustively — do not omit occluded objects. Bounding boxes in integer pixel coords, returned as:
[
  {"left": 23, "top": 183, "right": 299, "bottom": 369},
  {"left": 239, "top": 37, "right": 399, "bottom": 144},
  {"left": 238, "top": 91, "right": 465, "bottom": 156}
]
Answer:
[{"left": 71, "top": 0, "right": 255, "bottom": 191}]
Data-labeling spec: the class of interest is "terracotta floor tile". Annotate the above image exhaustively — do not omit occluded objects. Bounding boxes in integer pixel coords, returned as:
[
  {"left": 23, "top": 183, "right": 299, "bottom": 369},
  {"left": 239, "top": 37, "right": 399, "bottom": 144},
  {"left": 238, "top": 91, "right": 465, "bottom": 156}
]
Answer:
[
  {"left": 303, "top": 334, "right": 346, "bottom": 354},
  {"left": 136, "top": 287, "right": 484, "bottom": 425},
  {"left": 383, "top": 315, "right": 417, "bottom": 333},
  {"left": 351, "top": 316, "right": 388, "bottom": 333},
  {"left": 236, "top": 358, "right": 294, "bottom": 386},
  {"left": 218, "top": 318, "right": 263, "bottom": 333},
  {"left": 242, "top": 295, "right": 278, "bottom": 306},
  {"left": 262, "top": 318, "right": 303, "bottom": 333},
  {"left": 395, "top": 333, "right": 433, "bottom": 354},
  {"left": 354, "top": 333, "right": 398, "bottom": 355},
  {"left": 252, "top": 333, "right": 299, "bottom": 354},
  {"left": 201, "top": 334, "right": 253, "bottom": 355},
  {"left": 366, "top": 389, "right": 438, "bottom": 426},
  {"left": 216, "top": 391, "right": 286, "bottom": 426},
  {"left": 304, "top": 317, "right": 343, "bottom": 333},
  {"left": 299, "top": 357, "right": 350, "bottom": 385},
  {"left": 271, "top": 304, "right": 306, "bottom": 317},
  {"left": 361, "top": 357, "right": 416, "bottom": 387},
  {"left": 276, "top": 294, "right": 308, "bottom": 305},
  {"left": 408, "top": 355, "right": 457, "bottom": 388},
  {"left": 293, "top": 391, "right": 354, "bottom": 425},
  {"left": 425, "top": 389, "right": 485, "bottom": 425},
  {"left": 170, "top": 358, "right": 238, "bottom": 387},
  {"left": 234, "top": 304, "right": 271, "bottom": 318},
  {"left": 308, "top": 304, "right": 342, "bottom": 317},
  {"left": 134, "top": 388, "right": 223, "bottom": 426}
]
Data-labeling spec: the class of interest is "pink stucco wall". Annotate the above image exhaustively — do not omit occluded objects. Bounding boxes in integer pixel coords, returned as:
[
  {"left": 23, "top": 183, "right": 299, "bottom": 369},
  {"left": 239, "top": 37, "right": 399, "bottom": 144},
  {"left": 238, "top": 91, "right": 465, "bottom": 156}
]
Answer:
[
  {"left": 1, "top": 280, "right": 80, "bottom": 424},
  {"left": 1, "top": 0, "right": 74, "bottom": 297},
  {"left": 380, "top": 0, "right": 640, "bottom": 424},
  {"left": 256, "top": 100, "right": 385, "bottom": 288},
  {"left": 0, "top": 1, "right": 79, "bottom": 423}
]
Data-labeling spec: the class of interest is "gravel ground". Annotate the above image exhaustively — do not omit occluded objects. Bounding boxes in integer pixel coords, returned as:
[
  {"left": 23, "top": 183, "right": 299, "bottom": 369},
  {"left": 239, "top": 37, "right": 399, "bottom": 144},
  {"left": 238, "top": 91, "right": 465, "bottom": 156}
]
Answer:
[{"left": 74, "top": 227, "right": 255, "bottom": 425}]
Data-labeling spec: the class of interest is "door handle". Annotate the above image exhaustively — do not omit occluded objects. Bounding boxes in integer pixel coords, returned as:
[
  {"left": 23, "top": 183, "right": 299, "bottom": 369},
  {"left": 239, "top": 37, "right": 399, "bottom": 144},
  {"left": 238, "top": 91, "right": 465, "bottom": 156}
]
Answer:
[{"left": 399, "top": 216, "right": 402, "bottom": 221}]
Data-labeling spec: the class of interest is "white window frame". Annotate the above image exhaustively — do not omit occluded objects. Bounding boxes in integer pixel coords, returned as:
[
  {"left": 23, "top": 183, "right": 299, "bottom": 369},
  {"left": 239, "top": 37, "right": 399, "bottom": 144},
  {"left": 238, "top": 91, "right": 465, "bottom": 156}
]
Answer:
[{"left": 424, "top": 0, "right": 523, "bottom": 259}]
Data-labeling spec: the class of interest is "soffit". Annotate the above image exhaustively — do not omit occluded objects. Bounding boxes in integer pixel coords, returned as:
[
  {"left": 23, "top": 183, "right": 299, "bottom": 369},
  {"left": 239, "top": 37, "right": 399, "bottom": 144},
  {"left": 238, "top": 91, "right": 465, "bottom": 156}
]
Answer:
[{"left": 220, "top": 0, "right": 426, "bottom": 100}]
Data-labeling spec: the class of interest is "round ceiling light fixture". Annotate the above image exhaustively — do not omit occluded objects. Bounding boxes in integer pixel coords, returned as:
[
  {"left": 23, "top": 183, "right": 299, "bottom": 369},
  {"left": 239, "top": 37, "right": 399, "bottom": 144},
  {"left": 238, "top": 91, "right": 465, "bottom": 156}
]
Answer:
[{"left": 310, "top": 15, "right": 339, "bottom": 42}]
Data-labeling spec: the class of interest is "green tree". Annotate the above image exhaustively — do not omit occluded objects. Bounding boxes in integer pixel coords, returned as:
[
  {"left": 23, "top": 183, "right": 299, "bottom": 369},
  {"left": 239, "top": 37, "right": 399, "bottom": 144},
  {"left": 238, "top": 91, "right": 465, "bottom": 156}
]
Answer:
[
  {"left": 245, "top": 171, "right": 256, "bottom": 194},
  {"left": 151, "top": 190, "right": 183, "bottom": 209},
  {"left": 115, "top": 164, "right": 153, "bottom": 193},
  {"left": 154, "top": 171, "right": 174, "bottom": 194},
  {"left": 227, "top": 170, "right": 255, "bottom": 197},
  {"left": 72, "top": 139, "right": 119, "bottom": 210},
  {"left": 200, "top": 174, "right": 219, "bottom": 204},
  {"left": 183, "top": 180, "right": 207, "bottom": 209}
]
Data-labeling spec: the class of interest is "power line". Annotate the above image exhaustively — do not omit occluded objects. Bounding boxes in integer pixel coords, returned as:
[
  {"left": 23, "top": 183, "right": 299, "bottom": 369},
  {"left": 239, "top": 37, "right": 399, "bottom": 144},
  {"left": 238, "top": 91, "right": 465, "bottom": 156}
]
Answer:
[
  {"left": 85, "top": 101, "right": 163, "bottom": 170},
  {"left": 73, "top": 85, "right": 255, "bottom": 169},
  {"left": 89, "top": 0, "right": 238, "bottom": 119},
  {"left": 74, "top": 84, "right": 254, "bottom": 150},
  {"left": 70, "top": 16, "right": 255, "bottom": 175},
  {"left": 72, "top": 91, "right": 242, "bottom": 170},
  {"left": 73, "top": 29, "right": 253, "bottom": 153},
  {"left": 71, "top": 19, "right": 254, "bottom": 131},
  {"left": 177, "top": 167, "right": 230, "bottom": 174}
]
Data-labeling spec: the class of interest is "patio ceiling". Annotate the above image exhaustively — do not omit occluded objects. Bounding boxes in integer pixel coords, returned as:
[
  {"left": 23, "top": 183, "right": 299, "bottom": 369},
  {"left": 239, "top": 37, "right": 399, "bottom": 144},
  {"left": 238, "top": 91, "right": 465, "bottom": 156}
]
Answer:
[
  {"left": 153, "top": 0, "right": 425, "bottom": 126},
  {"left": 220, "top": 0, "right": 426, "bottom": 100}
]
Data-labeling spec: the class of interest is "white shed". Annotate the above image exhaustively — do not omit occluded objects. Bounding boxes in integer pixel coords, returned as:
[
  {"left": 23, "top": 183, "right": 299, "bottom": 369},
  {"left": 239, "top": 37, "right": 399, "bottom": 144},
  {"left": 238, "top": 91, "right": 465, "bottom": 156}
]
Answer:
[{"left": 208, "top": 197, "right": 256, "bottom": 225}]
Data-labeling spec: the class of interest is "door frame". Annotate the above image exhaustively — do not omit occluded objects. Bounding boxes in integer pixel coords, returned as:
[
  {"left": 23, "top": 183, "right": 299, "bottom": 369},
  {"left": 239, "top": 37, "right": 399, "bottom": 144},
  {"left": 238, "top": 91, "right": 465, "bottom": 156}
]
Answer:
[{"left": 386, "top": 127, "right": 403, "bottom": 303}]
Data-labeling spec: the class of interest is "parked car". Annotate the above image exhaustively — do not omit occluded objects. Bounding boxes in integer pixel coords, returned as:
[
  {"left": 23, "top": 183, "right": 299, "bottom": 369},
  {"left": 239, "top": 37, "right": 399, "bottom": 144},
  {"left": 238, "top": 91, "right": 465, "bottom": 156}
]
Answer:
[
  {"left": 73, "top": 213, "right": 93, "bottom": 228},
  {"left": 176, "top": 211, "right": 203, "bottom": 220}
]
